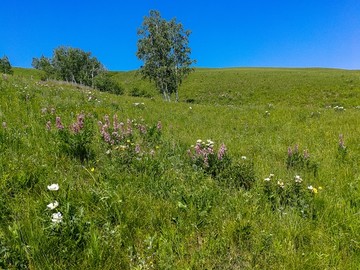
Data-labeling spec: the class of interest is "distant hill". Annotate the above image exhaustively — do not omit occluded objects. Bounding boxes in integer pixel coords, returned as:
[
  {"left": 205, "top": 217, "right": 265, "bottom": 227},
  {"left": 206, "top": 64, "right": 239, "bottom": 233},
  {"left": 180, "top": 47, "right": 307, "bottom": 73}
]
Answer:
[{"left": 111, "top": 67, "right": 360, "bottom": 107}]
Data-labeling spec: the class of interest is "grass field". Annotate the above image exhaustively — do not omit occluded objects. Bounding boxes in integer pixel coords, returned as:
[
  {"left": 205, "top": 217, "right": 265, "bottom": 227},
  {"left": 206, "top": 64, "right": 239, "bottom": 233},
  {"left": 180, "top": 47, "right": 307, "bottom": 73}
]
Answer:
[{"left": 1, "top": 67, "right": 360, "bottom": 269}]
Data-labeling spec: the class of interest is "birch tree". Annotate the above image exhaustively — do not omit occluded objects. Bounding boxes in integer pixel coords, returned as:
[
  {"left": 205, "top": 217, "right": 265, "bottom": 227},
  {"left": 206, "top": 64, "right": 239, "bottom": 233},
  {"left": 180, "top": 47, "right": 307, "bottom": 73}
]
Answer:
[{"left": 136, "top": 10, "right": 195, "bottom": 101}]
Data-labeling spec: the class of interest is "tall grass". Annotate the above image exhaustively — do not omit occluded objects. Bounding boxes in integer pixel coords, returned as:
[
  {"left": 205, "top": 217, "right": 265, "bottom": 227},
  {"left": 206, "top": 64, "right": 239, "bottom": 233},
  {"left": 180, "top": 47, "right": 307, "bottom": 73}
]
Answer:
[{"left": 1, "top": 68, "right": 360, "bottom": 269}]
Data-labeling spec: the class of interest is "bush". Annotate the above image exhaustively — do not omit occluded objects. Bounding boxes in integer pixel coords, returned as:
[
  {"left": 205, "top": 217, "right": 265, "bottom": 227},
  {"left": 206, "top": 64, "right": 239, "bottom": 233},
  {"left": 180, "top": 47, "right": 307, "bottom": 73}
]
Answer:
[
  {"left": 93, "top": 73, "right": 124, "bottom": 95},
  {"left": 0, "top": 56, "right": 13, "bottom": 75}
]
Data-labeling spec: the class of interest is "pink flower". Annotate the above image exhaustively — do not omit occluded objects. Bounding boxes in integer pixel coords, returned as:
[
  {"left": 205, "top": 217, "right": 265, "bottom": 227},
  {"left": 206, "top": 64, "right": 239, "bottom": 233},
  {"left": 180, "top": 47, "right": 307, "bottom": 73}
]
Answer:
[
  {"left": 55, "top": 116, "right": 64, "bottom": 130},
  {"left": 217, "top": 143, "right": 227, "bottom": 160},
  {"left": 135, "top": 144, "right": 141, "bottom": 154}
]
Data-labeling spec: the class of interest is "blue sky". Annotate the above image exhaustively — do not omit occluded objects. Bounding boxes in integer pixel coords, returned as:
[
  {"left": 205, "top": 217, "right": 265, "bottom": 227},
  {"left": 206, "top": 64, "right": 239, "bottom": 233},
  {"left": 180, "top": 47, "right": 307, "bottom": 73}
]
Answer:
[{"left": 1, "top": 0, "right": 359, "bottom": 70}]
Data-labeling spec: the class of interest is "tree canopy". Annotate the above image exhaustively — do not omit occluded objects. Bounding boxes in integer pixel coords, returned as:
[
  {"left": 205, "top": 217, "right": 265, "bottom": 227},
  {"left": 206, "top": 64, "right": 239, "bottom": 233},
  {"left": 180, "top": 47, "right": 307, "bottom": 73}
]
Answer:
[
  {"left": 0, "top": 56, "right": 14, "bottom": 75},
  {"left": 32, "top": 46, "right": 104, "bottom": 87},
  {"left": 136, "top": 10, "right": 196, "bottom": 101},
  {"left": 32, "top": 46, "right": 122, "bottom": 94}
]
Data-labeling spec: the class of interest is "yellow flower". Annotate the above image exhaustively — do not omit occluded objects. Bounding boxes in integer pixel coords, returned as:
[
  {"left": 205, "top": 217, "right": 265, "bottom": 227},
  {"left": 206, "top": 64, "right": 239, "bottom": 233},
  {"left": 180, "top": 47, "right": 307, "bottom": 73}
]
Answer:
[
  {"left": 313, "top": 188, "right": 318, "bottom": 194},
  {"left": 91, "top": 167, "right": 95, "bottom": 172},
  {"left": 318, "top": 186, "right": 323, "bottom": 190}
]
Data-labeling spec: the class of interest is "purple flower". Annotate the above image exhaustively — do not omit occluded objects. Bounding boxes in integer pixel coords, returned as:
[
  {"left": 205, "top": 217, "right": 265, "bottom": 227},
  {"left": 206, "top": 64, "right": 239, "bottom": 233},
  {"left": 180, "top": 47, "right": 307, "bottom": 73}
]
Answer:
[
  {"left": 55, "top": 116, "right": 64, "bottom": 130},
  {"left": 76, "top": 113, "right": 85, "bottom": 129},
  {"left": 217, "top": 143, "right": 227, "bottom": 160},
  {"left": 287, "top": 147, "right": 292, "bottom": 157},
  {"left": 135, "top": 144, "right": 141, "bottom": 154},
  {"left": 339, "top": 134, "right": 346, "bottom": 149}
]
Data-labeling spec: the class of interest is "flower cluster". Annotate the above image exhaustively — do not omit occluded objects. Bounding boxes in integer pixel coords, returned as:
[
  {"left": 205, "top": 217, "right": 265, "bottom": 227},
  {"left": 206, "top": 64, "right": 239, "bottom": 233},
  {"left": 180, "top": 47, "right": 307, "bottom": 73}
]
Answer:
[
  {"left": 51, "top": 114, "right": 94, "bottom": 162},
  {"left": 187, "top": 139, "right": 233, "bottom": 178},
  {"left": 287, "top": 144, "right": 318, "bottom": 177},
  {"left": 47, "top": 183, "right": 62, "bottom": 224},
  {"left": 98, "top": 115, "right": 134, "bottom": 145},
  {"left": 262, "top": 173, "right": 322, "bottom": 218}
]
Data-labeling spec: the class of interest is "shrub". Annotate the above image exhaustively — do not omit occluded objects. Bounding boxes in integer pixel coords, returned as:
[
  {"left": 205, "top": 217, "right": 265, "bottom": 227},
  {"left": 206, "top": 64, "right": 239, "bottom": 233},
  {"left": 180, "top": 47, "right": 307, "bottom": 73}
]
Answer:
[
  {"left": 0, "top": 56, "right": 13, "bottom": 75},
  {"left": 93, "top": 73, "right": 124, "bottom": 95},
  {"left": 130, "top": 87, "right": 148, "bottom": 97}
]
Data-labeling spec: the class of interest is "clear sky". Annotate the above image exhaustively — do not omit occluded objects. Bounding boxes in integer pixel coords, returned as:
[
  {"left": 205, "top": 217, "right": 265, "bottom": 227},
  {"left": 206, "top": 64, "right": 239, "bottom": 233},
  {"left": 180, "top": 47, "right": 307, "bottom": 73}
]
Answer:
[{"left": 1, "top": 0, "right": 359, "bottom": 70}]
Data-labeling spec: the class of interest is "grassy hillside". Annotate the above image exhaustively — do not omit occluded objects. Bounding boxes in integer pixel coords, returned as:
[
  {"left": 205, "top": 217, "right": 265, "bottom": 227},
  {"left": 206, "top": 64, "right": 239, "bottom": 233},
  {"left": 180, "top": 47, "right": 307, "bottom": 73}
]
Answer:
[
  {"left": 113, "top": 67, "right": 360, "bottom": 107},
  {"left": 1, "top": 68, "right": 360, "bottom": 269}
]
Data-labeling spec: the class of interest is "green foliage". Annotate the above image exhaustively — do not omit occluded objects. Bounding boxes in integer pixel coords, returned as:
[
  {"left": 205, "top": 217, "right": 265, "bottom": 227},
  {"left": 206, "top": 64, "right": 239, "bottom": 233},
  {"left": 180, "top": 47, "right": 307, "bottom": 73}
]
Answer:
[
  {"left": 53, "top": 114, "right": 94, "bottom": 162},
  {"left": 187, "top": 140, "right": 256, "bottom": 189},
  {"left": 286, "top": 145, "right": 318, "bottom": 177},
  {"left": 93, "top": 72, "right": 124, "bottom": 95},
  {"left": 2, "top": 68, "right": 360, "bottom": 269},
  {"left": 137, "top": 10, "right": 196, "bottom": 101},
  {"left": 32, "top": 46, "right": 104, "bottom": 87},
  {"left": 0, "top": 56, "right": 14, "bottom": 75}
]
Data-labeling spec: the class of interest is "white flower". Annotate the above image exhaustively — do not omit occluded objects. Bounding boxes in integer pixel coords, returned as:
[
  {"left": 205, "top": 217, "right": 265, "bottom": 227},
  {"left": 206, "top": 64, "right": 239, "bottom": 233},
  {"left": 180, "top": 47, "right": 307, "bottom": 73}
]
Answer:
[
  {"left": 47, "top": 183, "right": 59, "bottom": 191},
  {"left": 264, "top": 177, "right": 271, "bottom": 182},
  {"left": 294, "top": 175, "right": 303, "bottom": 183},
  {"left": 307, "top": 185, "right": 314, "bottom": 190},
  {"left": 51, "top": 212, "right": 63, "bottom": 224},
  {"left": 269, "top": 173, "right": 275, "bottom": 178},
  {"left": 277, "top": 181, "right": 285, "bottom": 188},
  {"left": 196, "top": 139, "right": 202, "bottom": 143},
  {"left": 241, "top": 156, "right": 247, "bottom": 160},
  {"left": 47, "top": 201, "right": 59, "bottom": 210}
]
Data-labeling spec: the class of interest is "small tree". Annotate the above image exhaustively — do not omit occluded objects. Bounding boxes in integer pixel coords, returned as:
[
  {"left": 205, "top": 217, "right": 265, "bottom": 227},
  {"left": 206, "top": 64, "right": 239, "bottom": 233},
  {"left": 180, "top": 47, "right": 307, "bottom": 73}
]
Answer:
[
  {"left": 0, "top": 56, "right": 14, "bottom": 75},
  {"left": 32, "top": 46, "right": 105, "bottom": 87},
  {"left": 136, "top": 10, "right": 196, "bottom": 101}
]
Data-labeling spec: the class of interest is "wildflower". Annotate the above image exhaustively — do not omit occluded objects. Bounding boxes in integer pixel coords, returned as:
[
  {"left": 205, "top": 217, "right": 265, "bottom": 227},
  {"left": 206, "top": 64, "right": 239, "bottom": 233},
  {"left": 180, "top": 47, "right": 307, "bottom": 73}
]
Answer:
[
  {"left": 41, "top": 107, "right": 47, "bottom": 114},
  {"left": 47, "top": 201, "right": 59, "bottom": 210},
  {"left": 264, "top": 177, "right": 271, "bottom": 182},
  {"left": 287, "top": 147, "right": 292, "bottom": 157},
  {"left": 55, "top": 116, "right": 64, "bottom": 130},
  {"left": 277, "top": 181, "right": 285, "bottom": 188},
  {"left": 303, "top": 149, "right": 310, "bottom": 159},
  {"left": 196, "top": 139, "right": 202, "bottom": 143},
  {"left": 47, "top": 183, "right": 59, "bottom": 191},
  {"left": 2, "top": 122, "right": 7, "bottom": 129},
  {"left": 308, "top": 185, "right": 318, "bottom": 194},
  {"left": 339, "top": 134, "right": 346, "bottom": 149},
  {"left": 135, "top": 144, "right": 141, "bottom": 154},
  {"left": 318, "top": 186, "right": 323, "bottom": 190},
  {"left": 241, "top": 156, "right": 247, "bottom": 160},
  {"left": 91, "top": 167, "right": 95, "bottom": 172},
  {"left": 46, "top": 121, "right": 51, "bottom": 130},
  {"left": 51, "top": 212, "right": 63, "bottom": 224},
  {"left": 217, "top": 143, "right": 227, "bottom": 160},
  {"left": 106, "top": 149, "right": 111, "bottom": 155},
  {"left": 269, "top": 173, "right": 275, "bottom": 178},
  {"left": 294, "top": 175, "right": 302, "bottom": 183},
  {"left": 157, "top": 121, "right": 162, "bottom": 131}
]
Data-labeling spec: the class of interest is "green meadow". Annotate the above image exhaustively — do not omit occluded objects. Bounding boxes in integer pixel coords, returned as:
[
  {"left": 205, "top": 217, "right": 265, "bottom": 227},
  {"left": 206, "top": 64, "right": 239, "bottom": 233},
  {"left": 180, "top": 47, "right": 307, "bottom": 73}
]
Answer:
[{"left": 1, "top": 67, "right": 360, "bottom": 269}]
